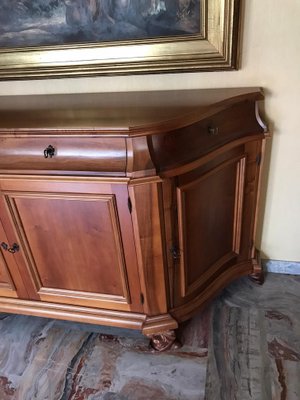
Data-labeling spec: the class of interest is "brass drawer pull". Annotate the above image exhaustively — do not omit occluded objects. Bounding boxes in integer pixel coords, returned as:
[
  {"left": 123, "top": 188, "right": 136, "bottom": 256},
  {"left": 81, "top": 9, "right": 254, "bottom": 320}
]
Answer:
[
  {"left": 208, "top": 126, "right": 219, "bottom": 136},
  {"left": 44, "top": 145, "right": 55, "bottom": 158},
  {"left": 1, "top": 242, "right": 20, "bottom": 254}
]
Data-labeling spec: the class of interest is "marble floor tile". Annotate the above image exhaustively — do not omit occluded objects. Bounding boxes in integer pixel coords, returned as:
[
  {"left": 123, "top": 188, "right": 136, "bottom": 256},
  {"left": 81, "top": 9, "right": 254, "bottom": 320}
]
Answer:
[
  {"left": 0, "top": 310, "right": 209, "bottom": 400},
  {"left": 205, "top": 274, "right": 300, "bottom": 400},
  {"left": 0, "top": 273, "right": 299, "bottom": 399}
]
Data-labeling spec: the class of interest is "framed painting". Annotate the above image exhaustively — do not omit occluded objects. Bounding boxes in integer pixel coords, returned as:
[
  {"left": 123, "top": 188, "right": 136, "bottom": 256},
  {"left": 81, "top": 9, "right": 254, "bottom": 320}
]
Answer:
[{"left": 0, "top": 0, "right": 241, "bottom": 80}]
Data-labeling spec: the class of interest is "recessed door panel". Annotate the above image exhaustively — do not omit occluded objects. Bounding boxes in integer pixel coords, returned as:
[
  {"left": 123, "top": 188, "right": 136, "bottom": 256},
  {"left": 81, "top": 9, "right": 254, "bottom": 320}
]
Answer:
[
  {"left": 13, "top": 195, "right": 128, "bottom": 296},
  {"left": 177, "top": 156, "right": 246, "bottom": 298}
]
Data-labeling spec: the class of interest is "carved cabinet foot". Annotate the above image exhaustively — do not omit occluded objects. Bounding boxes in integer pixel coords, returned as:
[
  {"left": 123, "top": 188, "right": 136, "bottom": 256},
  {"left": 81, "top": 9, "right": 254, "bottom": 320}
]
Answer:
[
  {"left": 147, "top": 330, "right": 182, "bottom": 352},
  {"left": 248, "top": 270, "right": 265, "bottom": 285},
  {"left": 248, "top": 249, "right": 264, "bottom": 285}
]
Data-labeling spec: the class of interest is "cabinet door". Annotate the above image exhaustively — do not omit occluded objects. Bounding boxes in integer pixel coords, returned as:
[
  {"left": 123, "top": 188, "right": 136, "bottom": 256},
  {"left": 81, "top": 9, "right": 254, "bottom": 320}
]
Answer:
[
  {"left": 0, "top": 247, "right": 18, "bottom": 298},
  {"left": 0, "top": 219, "right": 28, "bottom": 298},
  {"left": 0, "top": 177, "right": 142, "bottom": 312},
  {"left": 173, "top": 144, "right": 260, "bottom": 305}
]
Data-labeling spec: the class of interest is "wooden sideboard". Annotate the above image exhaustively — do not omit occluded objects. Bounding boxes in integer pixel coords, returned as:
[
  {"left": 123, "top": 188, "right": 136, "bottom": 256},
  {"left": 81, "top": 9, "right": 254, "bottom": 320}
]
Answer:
[{"left": 0, "top": 89, "right": 268, "bottom": 351}]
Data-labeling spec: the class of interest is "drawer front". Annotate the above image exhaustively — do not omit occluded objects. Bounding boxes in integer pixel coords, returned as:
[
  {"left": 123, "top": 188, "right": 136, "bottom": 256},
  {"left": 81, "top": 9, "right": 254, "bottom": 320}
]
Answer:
[
  {"left": 0, "top": 137, "right": 127, "bottom": 174},
  {"left": 150, "top": 101, "right": 265, "bottom": 174}
]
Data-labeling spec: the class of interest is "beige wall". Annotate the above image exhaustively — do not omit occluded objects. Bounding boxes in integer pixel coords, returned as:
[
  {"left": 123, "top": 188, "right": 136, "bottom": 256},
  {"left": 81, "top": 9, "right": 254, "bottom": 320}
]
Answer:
[{"left": 0, "top": 0, "right": 299, "bottom": 262}]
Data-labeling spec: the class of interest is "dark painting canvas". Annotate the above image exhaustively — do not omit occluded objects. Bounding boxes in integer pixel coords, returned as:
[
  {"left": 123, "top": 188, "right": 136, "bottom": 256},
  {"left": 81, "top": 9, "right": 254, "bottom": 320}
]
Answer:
[{"left": 0, "top": 0, "right": 201, "bottom": 48}]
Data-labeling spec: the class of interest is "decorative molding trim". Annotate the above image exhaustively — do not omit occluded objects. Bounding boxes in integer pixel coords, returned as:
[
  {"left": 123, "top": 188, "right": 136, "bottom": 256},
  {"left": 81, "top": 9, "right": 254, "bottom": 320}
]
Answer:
[
  {"left": 263, "top": 259, "right": 300, "bottom": 275},
  {"left": 142, "top": 314, "right": 178, "bottom": 336},
  {"left": 0, "top": 297, "right": 146, "bottom": 330}
]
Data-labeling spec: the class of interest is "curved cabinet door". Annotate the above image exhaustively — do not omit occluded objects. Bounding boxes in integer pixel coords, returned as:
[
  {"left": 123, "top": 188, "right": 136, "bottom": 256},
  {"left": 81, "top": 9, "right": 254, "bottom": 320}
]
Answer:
[
  {"left": 173, "top": 143, "right": 262, "bottom": 307},
  {"left": 0, "top": 177, "right": 143, "bottom": 312}
]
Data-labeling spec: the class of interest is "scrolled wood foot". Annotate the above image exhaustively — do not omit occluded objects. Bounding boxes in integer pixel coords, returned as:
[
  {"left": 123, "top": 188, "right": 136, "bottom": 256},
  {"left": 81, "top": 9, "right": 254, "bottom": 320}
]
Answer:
[
  {"left": 248, "top": 270, "right": 264, "bottom": 285},
  {"left": 147, "top": 330, "right": 182, "bottom": 352},
  {"left": 248, "top": 249, "right": 264, "bottom": 285}
]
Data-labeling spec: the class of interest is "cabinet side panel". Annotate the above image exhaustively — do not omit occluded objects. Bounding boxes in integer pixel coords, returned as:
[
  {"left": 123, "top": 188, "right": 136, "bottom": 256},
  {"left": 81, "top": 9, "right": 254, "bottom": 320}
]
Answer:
[
  {"left": 239, "top": 139, "right": 265, "bottom": 261},
  {"left": 129, "top": 180, "right": 168, "bottom": 316}
]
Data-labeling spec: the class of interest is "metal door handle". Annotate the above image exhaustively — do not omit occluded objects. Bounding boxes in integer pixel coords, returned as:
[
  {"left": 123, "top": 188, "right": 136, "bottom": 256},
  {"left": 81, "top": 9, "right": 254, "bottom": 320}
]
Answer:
[
  {"left": 44, "top": 145, "right": 55, "bottom": 158},
  {"left": 1, "top": 242, "right": 20, "bottom": 254}
]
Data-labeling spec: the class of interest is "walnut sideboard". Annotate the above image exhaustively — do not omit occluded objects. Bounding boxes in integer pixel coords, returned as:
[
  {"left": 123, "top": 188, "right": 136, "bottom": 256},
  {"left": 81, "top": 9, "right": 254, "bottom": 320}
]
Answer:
[{"left": 0, "top": 89, "right": 268, "bottom": 351}]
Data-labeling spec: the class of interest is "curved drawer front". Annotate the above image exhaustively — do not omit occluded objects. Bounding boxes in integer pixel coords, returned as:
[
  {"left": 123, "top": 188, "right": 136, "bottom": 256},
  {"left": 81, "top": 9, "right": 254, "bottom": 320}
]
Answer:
[
  {"left": 150, "top": 100, "right": 265, "bottom": 174},
  {"left": 0, "top": 137, "right": 127, "bottom": 174}
]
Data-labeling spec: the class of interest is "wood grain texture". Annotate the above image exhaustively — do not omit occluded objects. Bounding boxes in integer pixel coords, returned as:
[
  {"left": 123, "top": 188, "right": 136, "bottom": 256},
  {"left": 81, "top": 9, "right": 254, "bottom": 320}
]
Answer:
[
  {"left": 0, "top": 252, "right": 17, "bottom": 298},
  {"left": 237, "top": 140, "right": 265, "bottom": 264},
  {"left": 0, "top": 203, "right": 29, "bottom": 299},
  {"left": 0, "top": 89, "right": 269, "bottom": 340},
  {"left": 0, "top": 177, "right": 143, "bottom": 312},
  {"left": 149, "top": 100, "right": 265, "bottom": 175},
  {"left": 13, "top": 195, "right": 128, "bottom": 296},
  {"left": 142, "top": 314, "right": 178, "bottom": 336},
  {"left": 0, "top": 297, "right": 146, "bottom": 330},
  {"left": 176, "top": 155, "right": 246, "bottom": 299},
  {"left": 171, "top": 260, "right": 254, "bottom": 322},
  {"left": 0, "top": 89, "right": 263, "bottom": 136},
  {"left": 126, "top": 136, "right": 156, "bottom": 178},
  {"left": 0, "top": 137, "right": 127, "bottom": 174},
  {"left": 129, "top": 178, "right": 169, "bottom": 316}
]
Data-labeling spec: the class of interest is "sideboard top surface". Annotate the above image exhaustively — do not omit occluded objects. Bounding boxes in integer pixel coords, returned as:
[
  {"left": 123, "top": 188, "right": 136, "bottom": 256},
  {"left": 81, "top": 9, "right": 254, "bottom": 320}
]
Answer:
[{"left": 0, "top": 88, "right": 263, "bottom": 136}]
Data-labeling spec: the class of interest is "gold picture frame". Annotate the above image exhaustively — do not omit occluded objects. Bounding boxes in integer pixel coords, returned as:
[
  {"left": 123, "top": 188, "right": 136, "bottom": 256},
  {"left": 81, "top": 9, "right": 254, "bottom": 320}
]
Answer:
[{"left": 0, "top": 0, "right": 240, "bottom": 80}]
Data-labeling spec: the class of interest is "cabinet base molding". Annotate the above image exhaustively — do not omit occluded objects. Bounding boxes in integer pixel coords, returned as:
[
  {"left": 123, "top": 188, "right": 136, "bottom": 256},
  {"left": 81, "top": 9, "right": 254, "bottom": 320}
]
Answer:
[
  {"left": 0, "top": 298, "right": 178, "bottom": 335},
  {"left": 170, "top": 260, "right": 254, "bottom": 322},
  {"left": 142, "top": 314, "right": 178, "bottom": 335},
  {"left": 0, "top": 298, "right": 146, "bottom": 330}
]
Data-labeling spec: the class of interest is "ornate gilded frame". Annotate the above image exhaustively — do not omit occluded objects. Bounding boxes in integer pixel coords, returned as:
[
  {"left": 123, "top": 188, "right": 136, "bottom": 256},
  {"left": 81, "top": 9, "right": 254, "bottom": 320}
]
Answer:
[{"left": 0, "top": 0, "right": 240, "bottom": 80}]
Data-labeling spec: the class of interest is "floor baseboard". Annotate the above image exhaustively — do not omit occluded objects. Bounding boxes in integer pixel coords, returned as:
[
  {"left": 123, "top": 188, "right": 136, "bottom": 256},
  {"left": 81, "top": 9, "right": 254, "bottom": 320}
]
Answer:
[{"left": 262, "top": 259, "right": 300, "bottom": 275}]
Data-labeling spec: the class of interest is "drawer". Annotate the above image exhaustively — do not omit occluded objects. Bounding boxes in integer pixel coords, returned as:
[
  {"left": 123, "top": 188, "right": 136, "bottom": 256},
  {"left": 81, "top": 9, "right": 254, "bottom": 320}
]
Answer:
[
  {"left": 0, "top": 137, "right": 127, "bottom": 174},
  {"left": 150, "top": 100, "right": 265, "bottom": 174}
]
